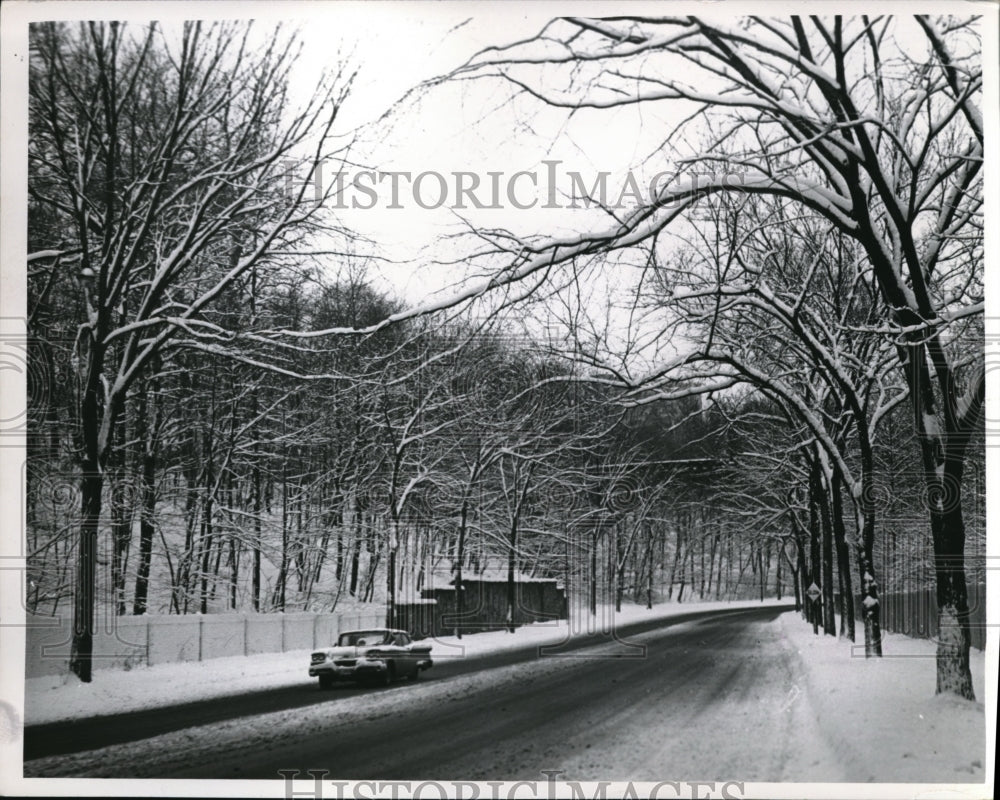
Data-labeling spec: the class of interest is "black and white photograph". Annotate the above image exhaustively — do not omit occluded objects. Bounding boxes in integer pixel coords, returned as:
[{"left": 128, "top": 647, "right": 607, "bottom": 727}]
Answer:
[{"left": 0, "top": 1, "right": 996, "bottom": 797}]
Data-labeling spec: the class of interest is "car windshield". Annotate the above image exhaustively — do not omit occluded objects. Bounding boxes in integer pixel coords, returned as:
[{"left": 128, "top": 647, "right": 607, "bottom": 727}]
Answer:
[{"left": 338, "top": 630, "right": 390, "bottom": 647}]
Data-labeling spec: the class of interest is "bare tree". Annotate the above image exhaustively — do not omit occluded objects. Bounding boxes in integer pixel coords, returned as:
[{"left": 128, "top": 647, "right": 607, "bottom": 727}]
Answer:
[
  {"left": 633, "top": 195, "right": 913, "bottom": 653},
  {"left": 429, "top": 14, "right": 983, "bottom": 698},
  {"left": 28, "top": 20, "right": 353, "bottom": 681}
]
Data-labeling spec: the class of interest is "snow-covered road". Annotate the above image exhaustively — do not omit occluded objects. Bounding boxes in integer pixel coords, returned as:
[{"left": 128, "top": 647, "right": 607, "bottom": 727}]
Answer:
[
  {"left": 24, "top": 599, "right": 785, "bottom": 726},
  {"left": 22, "top": 605, "right": 987, "bottom": 785}
]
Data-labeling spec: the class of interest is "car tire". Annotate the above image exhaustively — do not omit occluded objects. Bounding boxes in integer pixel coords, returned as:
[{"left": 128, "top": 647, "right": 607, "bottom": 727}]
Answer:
[
  {"left": 318, "top": 674, "right": 334, "bottom": 690},
  {"left": 382, "top": 663, "right": 395, "bottom": 686}
]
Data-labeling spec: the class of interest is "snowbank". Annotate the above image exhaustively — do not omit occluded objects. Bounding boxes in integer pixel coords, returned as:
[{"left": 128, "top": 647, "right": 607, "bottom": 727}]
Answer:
[{"left": 778, "top": 611, "right": 988, "bottom": 783}]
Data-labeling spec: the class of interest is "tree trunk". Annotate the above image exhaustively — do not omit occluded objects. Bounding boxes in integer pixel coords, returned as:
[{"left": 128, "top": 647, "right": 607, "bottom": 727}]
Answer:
[
  {"left": 930, "top": 485, "right": 974, "bottom": 698},
  {"left": 363, "top": 534, "right": 381, "bottom": 604},
  {"left": 792, "top": 527, "right": 808, "bottom": 619},
  {"left": 70, "top": 470, "right": 102, "bottom": 682},
  {"left": 349, "top": 504, "right": 361, "bottom": 596},
  {"left": 386, "top": 516, "right": 399, "bottom": 628},
  {"left": 229, "top": 535, "right": 239, "bottom": 610},
  {"left": 716, "top": 534, "right": 726, "bottom": 600},
  {"left": 699, "top": 533, "right": 706, "bottom": 600},
  {"left": 110, "top": 474, "right": 133, "bottom": 617},
  {"left": 667, "top": 525, "right": 682, "bottom": 600},
  {"left": 507, "top": 513, "right": 518, "bottom": 633},
  {"left": 774, "top": 542, "right": 782, "bottom": 601},
  {"left": 830, "top": 470, "right": 856, "bottom": 642},
  {"left": 199, "top": 384, "right": 216, "bottom": 615},
  {"left": 758, "top": 546, "right": 771, "bottom": 603},
  {"left": 133, "top": 365, "right": 159, "bottom": 615},
  {"left": 277, "top": 466, "right": 288, "bottom": 611},
  {"left": 454, "top": 498, "right": 469, "bottom": 638},
  {"left": 646, "top": 525, "right": 654, "bottom": 609},
  {"left": 706, "top": 534, "right": 718, "bottom": 598},
  {"left": 335, "top": 491, "right": 345, "bottom": 581},
  {"left": 815, "top": 461, "right": 836, "bottom": 636},
  {"left": 784, "top": 541, "right": 801, "bottom": 611},
  {"left": 614, "top": 523, "right": 624, "bottom": 612},
  {"left": 252, "top": 465, "right": 262, "bottom": 611},
  {"left": 590, "top": 527, "right": 598, "bottom": 615},
  {"left": 199, "top": 452, "right": 214, "bottom": 615},
  {"left": 898, "top": 335, "right": 979, "bottom": 696},
  {"left": 71, "top": 328, "right": 115, "bottom": 680},
  {"left": 109, "top": 394, "right": 134, "bottom": 617},
  {"left": 677, "top": 540, "right": 690, "bottom": 603}
]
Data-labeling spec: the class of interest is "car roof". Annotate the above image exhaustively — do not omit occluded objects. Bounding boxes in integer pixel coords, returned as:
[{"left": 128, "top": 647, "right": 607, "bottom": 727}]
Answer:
[{"left": 339, "top": 628, "right": 407, "bottom": 635}]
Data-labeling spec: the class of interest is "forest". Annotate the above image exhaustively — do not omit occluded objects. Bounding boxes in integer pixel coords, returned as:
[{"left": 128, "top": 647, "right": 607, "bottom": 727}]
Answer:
[{"left": 23, "top": 15, "right": 985, "bottom": 700}]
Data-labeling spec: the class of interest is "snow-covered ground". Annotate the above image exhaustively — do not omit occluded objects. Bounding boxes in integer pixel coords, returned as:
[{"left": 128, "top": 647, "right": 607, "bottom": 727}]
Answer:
[
  {"left": 778, "top": 611, "right": 988, "bottom": 783},
  {"left": 23, "top": 598, "right": 784, "bottom": 725},
  {"left": 20, "top": 617, "right": 709, "bottom": 780},
  {"left": 17, "top": 603, "right": 990, "bottom": 793}
]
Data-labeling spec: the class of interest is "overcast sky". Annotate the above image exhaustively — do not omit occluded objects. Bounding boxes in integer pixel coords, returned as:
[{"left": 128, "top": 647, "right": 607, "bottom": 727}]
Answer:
[
  {"left": 3, "top": 1, "right": 990, "bottom": 373},
  {"left": 282, "top": 3, "right": 695, "bottom": 306}
]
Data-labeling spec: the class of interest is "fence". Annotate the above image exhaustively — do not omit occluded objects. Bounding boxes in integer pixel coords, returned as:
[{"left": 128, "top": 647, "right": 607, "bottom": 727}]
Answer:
[
  {"left": 875, "top": 585, "right": 987, "bottom": 651},
  {"left": 24, "top": 610, "right": 383, "bottom": 678},
  {"left": 838, "top": 585, "right": 988, "bottom": 650}
]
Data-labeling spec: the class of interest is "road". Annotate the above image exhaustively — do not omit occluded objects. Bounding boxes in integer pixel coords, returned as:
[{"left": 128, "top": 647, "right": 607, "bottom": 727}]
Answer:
[{"left": 26, "top": 604, "right": 843, "bottom": 781}]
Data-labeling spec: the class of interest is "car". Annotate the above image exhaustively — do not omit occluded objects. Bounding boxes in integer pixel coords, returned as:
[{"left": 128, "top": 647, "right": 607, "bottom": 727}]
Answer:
[{"left": 309, "top": 628, "right": 433, "bottom": 689}]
